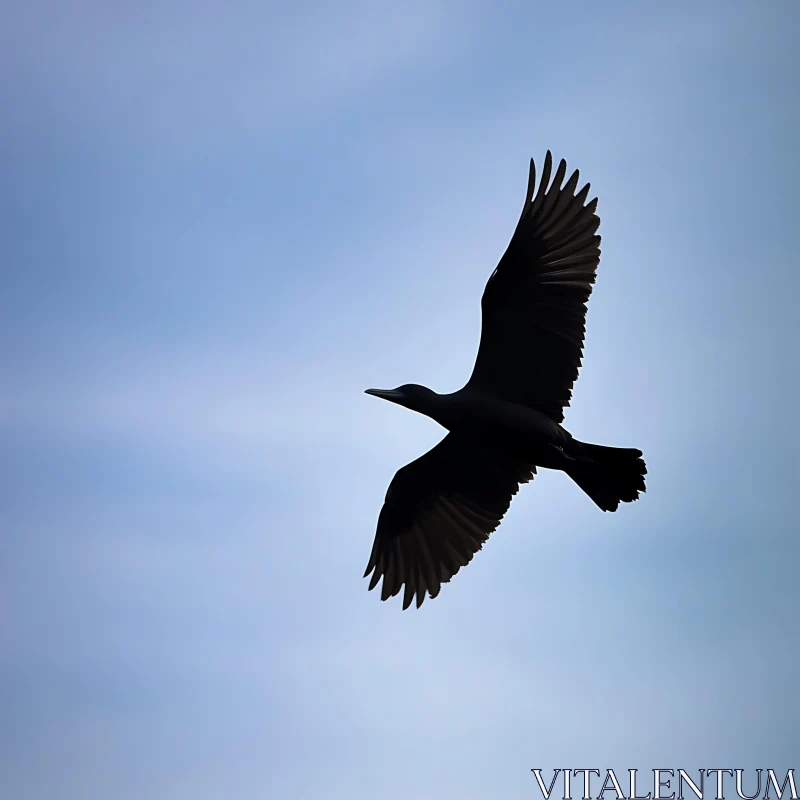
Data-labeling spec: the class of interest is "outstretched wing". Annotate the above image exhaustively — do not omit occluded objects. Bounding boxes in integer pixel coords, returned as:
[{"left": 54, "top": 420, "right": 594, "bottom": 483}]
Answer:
[
  {"left": 466, "top": 152, "right": 601, "bottom": 422},
  {"left": 364, "top": 433, "right": 535, "bottom": 609}
]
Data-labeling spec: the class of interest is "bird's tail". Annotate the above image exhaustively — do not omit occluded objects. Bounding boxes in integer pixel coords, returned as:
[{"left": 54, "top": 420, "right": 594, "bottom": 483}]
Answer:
[{"left": 565, "top": 441, "right": 647, "bottom": 512}]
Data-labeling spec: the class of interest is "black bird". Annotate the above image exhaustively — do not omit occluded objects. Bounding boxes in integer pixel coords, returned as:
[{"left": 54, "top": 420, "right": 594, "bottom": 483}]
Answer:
[{"left": 364, "top": 152, "right": 646, "bottom": 609}]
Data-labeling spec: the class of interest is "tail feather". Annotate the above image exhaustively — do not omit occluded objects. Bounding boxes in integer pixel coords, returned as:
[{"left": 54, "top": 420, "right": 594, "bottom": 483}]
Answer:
[{"left": 566, "top": 441, "right": 647, "bottom": 512}]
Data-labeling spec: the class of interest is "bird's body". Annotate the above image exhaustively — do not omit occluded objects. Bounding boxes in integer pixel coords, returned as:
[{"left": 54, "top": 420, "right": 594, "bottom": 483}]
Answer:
[
  {"left": 364, "top": 152, "right": 646, "bottom": 609},
  {"left": 385, "top": 386, "right": 568, "bottom": 450}
]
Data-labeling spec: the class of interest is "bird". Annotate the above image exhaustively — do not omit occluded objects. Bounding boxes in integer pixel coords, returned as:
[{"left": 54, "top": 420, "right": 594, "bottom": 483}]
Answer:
[{"left": 363, "top": 151, "right": 646, "bottom": 609}]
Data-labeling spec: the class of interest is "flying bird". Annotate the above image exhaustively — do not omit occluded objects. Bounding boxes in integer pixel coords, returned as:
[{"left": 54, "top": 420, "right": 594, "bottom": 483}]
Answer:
[{"left": 364, "top": 152, "right": 646, "bottom": 609}]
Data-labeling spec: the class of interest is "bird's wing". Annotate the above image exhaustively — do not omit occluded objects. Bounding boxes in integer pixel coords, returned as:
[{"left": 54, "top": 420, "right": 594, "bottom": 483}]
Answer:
[
  {"left": 364, "top": 433, "right": 535, "bottom": 609},
  {"left": 466, "top": 151, "right": 601, "bottom": 422}
]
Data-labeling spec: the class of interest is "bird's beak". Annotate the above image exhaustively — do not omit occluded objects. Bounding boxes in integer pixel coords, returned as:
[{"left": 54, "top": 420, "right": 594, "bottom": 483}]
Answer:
[{"left": 365, "top": 388, "right": 403, "bottom": 403}]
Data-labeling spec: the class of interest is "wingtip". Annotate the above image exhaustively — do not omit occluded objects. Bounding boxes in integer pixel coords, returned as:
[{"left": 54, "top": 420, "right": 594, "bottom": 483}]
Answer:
[
  {"left": 524, "top": 158, "right": 537, "bottom": 206},
  {"left": 368, "top": 569, "right": 381, "bottom": 591},
  {"left": 530, "top": 151, "right": 553, "bottom": 209}
]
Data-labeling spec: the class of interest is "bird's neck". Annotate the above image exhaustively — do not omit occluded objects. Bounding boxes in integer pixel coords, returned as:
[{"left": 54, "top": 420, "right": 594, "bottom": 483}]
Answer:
[{"left": 416, "top": 391, "right": 458, "bottom": 429}]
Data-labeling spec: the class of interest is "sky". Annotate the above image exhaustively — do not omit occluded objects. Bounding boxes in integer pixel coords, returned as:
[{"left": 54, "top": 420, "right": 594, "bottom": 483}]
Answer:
[{"left": 1, "top": 1, "right": 799, "bottom": 798}]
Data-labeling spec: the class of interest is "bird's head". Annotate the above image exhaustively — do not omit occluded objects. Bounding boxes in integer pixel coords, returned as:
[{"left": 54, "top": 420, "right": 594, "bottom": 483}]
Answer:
[{"left": 364, "top": 383, "right": 438, "bottom": 414}]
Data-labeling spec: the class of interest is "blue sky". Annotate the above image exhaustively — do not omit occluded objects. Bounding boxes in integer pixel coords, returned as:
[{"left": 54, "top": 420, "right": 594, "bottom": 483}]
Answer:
[{"left": 2, "top": 1, "right": 798, "bottom": 798}]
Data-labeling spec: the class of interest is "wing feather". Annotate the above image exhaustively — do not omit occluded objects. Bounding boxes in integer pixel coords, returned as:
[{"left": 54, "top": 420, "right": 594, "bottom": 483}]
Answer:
[
  {"left": 364, "top": 434, "right": 535, "bottom": 608},
  {"left": 467, "top": 152, "right": 602, "bottom": 421}
]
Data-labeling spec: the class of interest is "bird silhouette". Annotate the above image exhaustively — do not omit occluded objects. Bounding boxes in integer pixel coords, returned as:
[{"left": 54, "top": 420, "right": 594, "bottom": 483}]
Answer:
[{"left": 364, "top": 152, "right": 646, "bottom": 609}]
